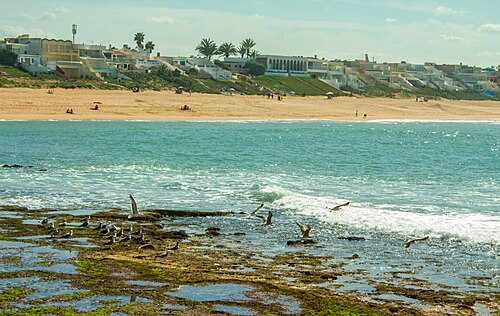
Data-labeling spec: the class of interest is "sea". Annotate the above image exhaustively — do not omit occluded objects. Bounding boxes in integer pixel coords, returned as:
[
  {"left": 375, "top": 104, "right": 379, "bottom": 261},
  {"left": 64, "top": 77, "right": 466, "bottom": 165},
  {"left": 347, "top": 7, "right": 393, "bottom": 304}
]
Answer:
[{"left": 1, "top": 120, "right": 499, "bottom": 302}]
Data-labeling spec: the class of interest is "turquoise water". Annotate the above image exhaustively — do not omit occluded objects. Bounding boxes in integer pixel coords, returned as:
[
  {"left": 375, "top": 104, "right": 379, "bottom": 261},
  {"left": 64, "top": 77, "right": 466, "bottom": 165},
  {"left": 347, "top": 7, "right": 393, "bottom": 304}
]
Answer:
[{"left": 1, "top": 120, "right": 499, "bottom": 245}]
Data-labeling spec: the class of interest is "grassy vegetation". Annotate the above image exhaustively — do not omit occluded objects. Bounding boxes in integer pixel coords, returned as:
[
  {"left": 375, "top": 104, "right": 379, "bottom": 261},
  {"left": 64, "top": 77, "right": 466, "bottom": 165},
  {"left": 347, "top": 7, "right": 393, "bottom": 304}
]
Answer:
[
  {"left": 254, "top": 75, "right": 345, "bottom": 96},
  {"left": 1, "top": 64, "right": 496, "bottom": 99}
]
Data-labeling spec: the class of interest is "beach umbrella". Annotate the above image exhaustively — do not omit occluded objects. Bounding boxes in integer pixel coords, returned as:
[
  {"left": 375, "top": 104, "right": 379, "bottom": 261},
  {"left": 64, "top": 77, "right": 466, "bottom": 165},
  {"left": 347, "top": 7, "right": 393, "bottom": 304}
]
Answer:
[{"left": 326, "top": 92, "right": 334, "bottom": 95}]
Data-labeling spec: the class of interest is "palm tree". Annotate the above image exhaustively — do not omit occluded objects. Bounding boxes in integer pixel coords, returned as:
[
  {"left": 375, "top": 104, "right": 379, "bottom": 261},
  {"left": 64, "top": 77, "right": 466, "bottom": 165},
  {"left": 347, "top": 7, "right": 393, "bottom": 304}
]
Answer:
[
  {"left": 218, "top": 42, "right": 237, "bottom": 58},
  {"left": 196, "top": 38, "right": 218, "bottom": 60},
  {"left": 237, "top": 43, "right": 247, "bottom": 58},
  {"left": 134, "top": 32, "right": 145, "bottom": 49},
  {"left": 249, "top": 50, "right": 260, "bottom": 58},
  {"left": 240, "top": 38, "right": 256, "bottom": 58},
  {"left": 145, "top": 41, "right": 155, "bottom": 53}
]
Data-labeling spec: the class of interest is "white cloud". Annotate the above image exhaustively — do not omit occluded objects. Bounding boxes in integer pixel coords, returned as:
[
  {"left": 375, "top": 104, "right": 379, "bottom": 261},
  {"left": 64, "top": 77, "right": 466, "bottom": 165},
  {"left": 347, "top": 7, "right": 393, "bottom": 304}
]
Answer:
[
  {"left": 146, "top": 16, "right": 174, "bottom": 24},
  {"left": 54, "top": 6, "right": 69, "bottom": 13},
  {"left": 22, "top": 11, "right": 57, "bottom": 20},
  {"left": 440, "top": 34, "right": 464, "bottom": 42},
  {"left": 385, "top": 18, "right": 397, "bottom": 23},
  {"left": 248, "top": 15, "right": 267, "bottom": 20},
  {"left": 435, "top": 6, "right": 462, "bottom": 16},
  {"left": 0, "top": 25, "right": 54, "bottom": 38},
  {"left": 478, "top": 24, "right": 500, "bottom": 32},
  {"left": 477, "top": 51, "right": 500, "bottom": 58}
]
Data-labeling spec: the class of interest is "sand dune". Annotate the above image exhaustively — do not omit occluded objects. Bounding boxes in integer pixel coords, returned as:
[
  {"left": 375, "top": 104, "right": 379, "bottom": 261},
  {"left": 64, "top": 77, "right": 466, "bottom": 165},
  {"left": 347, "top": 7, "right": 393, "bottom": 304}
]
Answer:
[{"left": 0, "top": 88, "right": 499, "bottom": 121}]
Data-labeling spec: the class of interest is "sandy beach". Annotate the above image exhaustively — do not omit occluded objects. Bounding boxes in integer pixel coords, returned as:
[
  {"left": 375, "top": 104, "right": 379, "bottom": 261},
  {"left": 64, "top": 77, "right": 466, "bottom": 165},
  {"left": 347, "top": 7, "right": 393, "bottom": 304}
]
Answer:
[{"left": 1, "top": 88, "right": 499, "bottom": 121}]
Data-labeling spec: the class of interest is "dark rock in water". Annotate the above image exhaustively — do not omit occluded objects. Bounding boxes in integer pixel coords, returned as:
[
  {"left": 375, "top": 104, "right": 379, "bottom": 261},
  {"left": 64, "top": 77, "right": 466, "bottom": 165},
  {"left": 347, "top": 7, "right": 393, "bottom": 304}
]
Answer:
[
  {"left": 127, "top": 213, "right": 162, "bottom": 222},
  {"left": 152, "top": 209, "right": 231, "bottom": 217},
  {"left": 160, "top": 230, "right": 189, "bottom": 239},
  {"left": 0, "top": 205, "right": 28, "bottom": 212},
  {"left": 38, "top": 169, "right": 48, "bottom": 172},
  {"left": 346, "top": 254, "right": 360, "bottom": 260},
  {"left": 1, "top": 164, "right": 23, "bottom": 168},
  {"left": 233, "top": 232, "right": 246, "bottom": 236},
  {"left": 320, "top": 273, "right": 338, "bottom": 280},
  {"left": 286, "top": 238, "right": 317, "bottom": 246},
  {"left": 206, "top": 227, "right": 221, "bottom": 236},
  {"left": 337, "top": 236, "right": 366, "bottom": 241}
]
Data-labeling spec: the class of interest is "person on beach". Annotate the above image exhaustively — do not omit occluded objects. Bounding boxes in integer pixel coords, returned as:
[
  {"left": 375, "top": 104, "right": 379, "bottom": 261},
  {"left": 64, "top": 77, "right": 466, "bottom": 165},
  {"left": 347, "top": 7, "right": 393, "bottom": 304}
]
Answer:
[
  {"left": 363, "top": 114, "right": 367, "bottom": 119},
  {"left": 355, "top": 109, "right": 358, "bottom": 117}
]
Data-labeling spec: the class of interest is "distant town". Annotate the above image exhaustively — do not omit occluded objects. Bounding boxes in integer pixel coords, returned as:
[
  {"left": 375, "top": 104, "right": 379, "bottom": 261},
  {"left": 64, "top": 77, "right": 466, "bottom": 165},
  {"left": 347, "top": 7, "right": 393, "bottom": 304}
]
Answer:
[{"left": 1, "top": 29, "right": 499, "bottom": 99}]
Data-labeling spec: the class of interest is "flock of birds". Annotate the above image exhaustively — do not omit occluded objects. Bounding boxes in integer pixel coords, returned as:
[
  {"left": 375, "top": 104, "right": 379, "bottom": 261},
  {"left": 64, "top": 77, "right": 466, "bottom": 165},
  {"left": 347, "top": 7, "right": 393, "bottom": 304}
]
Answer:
[
  {"left": 239, "top": 200, "right": 429, "bottom": 248},
  {"left": 40, "top": 195, "right": 429, "bottom": 249}
]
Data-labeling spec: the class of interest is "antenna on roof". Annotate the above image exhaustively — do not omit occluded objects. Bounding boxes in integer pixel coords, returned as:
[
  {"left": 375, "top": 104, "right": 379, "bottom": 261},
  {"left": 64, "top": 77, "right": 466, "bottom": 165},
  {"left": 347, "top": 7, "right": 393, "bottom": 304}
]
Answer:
[{"left": 72, "top": 24, "right": 77, "bottom": 44}]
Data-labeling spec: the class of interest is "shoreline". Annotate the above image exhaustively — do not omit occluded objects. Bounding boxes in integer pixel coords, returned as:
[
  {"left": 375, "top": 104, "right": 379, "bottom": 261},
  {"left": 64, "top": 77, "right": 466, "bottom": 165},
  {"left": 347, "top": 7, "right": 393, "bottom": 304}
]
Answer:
[
  {"left": 1, "top": 204, "right": 495, "bottom": 315},
  {"left": 1, "top": 88, "right": 499, "bottom": 121}
]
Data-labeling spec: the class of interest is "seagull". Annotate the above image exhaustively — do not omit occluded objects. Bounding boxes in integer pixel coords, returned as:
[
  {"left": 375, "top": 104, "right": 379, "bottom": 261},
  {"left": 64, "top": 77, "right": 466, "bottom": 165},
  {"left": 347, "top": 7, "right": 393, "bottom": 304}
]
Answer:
[
  {"left": 328, "top": 201, "right": 350, "bottom": 211},
  {"left": 119, "top": 234, "right": 131, "bottom": 243},
  {"left": 138, "top": 244, "right": 156, "bottom": 250},
  {"left": 241, "top": 203, "right": 264, "bottom": 218},
  {"left": 79, "top": 218, "right": 90, "bottom": 227},
  {"left": 99, "top": 225, "right": 110, "bottom": 235},
  {"left": 131, "top": 226, "right": 143, "bottom": 235},
  {"left": 41, "top": 218, "right": 49, "bottom": 225},
  {"left": 109, "top": 224, "right": 117, "bottom": 232},
  {"left": 296, "top": 221, "right": 311, "bottom": 238},
  {"left": 168, "top": 241, "right": 179, "bottom": 251},
  {"left": 58, "top": 220, "right": 68, "bottom": 227},
  {"left": 60, "top": 230, "right": 73, "bottom": 239},
  {"left": 104, "top": 235, "right": 115, "bottom": 245},
  {"left": 130, "top": 194, "right": 139, "bottom": 215},
  {"left": 93, "top": 222, "right": 103, "bottom": 230},
  {"left": 257, "top": 211, "right": 273, "bottom": 226},
  {"left": 116, "top": 227, "right": 123, "bottom": 237},
  {"left": 404, "top": 236, "right": 429, "bottom": 248},
  {"left": 46, "top": 222, "right": 55, "bottom": 230},
  {"left": 49, "top": 228, "right": 61, "bottom": 236}
]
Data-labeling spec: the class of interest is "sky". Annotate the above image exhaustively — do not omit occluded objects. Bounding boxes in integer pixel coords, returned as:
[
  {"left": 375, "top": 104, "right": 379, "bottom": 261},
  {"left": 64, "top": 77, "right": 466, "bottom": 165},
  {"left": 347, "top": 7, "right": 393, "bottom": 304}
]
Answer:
[{"left": 1, "top": 0, "right": 500, "bottom": 66}]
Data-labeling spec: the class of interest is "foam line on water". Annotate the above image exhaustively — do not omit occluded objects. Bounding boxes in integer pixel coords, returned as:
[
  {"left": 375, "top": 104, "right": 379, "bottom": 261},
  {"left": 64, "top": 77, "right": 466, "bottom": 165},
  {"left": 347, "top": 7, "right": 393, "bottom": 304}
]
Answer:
[{"left": 271, "top": 188, "right": 500, "bottom": 245}]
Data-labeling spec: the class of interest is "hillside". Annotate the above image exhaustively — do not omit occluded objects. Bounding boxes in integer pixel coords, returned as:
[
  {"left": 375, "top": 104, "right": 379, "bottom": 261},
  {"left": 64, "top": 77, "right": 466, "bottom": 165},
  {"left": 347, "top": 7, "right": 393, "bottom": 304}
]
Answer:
[{"left": 0, "top": 65, "right": 497, "bottom": 100}]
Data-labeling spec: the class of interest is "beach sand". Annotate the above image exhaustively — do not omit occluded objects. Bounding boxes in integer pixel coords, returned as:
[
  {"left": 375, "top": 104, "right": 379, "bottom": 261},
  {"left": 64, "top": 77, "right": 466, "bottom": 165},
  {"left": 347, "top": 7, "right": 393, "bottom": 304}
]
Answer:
[{"left": 0, "top": 88, "right": 499, "bottom": 121}]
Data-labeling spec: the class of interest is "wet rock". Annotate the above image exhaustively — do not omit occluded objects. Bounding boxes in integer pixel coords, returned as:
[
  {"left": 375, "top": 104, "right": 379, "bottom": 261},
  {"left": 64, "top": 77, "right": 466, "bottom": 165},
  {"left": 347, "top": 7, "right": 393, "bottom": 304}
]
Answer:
[
  {"left": 0, "top": 205, "right": 28, "bottom": 212},
  {"left": 233, "top": 232, "right": 246, "bottom": 236},
  {"left": 346, "top": 254, "right": 360, "bottom": 260},
  {"left": 152, "top": 209, "right": 231, "bottom": 217},
  {"left": 1, "top": 164, "right": 23, "bottom": 168},
  {"left": 160, "top": 230, "right": 189, "bottom": 239},
  {"left": 337, "top": 236, "right": 366, "bottom": 241},
  {"left": 206, "top": 227, "right": 221, "bottom": 236},
  {"left": 286, "top": 239, "right": 317, "bottom": 246},
  {"left": 319, "top": 273, "right": 338, "bottom": 281}
]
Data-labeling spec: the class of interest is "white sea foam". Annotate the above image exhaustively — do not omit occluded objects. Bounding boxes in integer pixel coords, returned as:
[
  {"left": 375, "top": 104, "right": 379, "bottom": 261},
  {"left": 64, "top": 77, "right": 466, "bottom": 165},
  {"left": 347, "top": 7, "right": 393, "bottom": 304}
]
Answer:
[{"left": 267, "top": 187, "right": 500, "bottom": 245}]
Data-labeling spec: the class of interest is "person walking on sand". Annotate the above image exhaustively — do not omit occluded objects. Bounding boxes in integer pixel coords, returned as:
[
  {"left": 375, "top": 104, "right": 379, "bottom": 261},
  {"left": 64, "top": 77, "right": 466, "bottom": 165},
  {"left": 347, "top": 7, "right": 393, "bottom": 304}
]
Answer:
[{"left": 355, "top": 109, "right": 358, "bottom": 117}]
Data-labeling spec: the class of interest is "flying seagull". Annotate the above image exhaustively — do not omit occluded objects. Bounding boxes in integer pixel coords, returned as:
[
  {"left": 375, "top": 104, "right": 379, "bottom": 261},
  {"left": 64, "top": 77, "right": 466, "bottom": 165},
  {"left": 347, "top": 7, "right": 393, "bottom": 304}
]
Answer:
[
  {"left": 257, "top": 211, "right": 273, "bottom": 226},
  {"left": 130, "top": 194, "right": 139, "bottom": 215},
  {"left": 241, "top": 203, "right": 264, "bottom": 218},
  {"left": 328, "top": 201, "right": 350, "bottom": 211},
  {"left": 296, "top": 221, "right": 311, "bottom": 238},
  {"left": 404, "top": 236, "right": 429, "bottom": 248}
]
